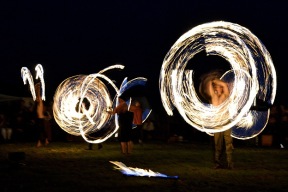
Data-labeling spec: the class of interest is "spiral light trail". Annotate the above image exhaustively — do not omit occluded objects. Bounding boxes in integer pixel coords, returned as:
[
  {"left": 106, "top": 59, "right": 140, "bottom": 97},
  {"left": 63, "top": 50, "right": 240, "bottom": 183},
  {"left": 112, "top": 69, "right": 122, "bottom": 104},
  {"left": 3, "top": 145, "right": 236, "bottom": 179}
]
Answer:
[
  {"left": 53, "top": 65, "right": 149, "bottom": 144},
  {"left": 159, "top": 21, "right": 276, "bottom": 139}
]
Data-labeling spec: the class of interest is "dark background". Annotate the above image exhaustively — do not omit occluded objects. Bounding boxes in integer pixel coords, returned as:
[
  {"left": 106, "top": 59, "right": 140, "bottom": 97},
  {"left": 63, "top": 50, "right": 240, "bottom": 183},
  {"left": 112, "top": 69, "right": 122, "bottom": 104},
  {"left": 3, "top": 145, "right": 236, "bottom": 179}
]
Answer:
[{"left": 0, "top": 0, "right": 287, "bottom": 113}]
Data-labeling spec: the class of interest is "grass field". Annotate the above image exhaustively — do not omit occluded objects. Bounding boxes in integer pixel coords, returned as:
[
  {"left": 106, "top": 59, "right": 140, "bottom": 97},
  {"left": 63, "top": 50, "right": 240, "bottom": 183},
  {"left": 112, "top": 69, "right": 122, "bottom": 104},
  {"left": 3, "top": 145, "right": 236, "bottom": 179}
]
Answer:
[{"left": 0, "top": 140, "right": 288, "bottom": 192}]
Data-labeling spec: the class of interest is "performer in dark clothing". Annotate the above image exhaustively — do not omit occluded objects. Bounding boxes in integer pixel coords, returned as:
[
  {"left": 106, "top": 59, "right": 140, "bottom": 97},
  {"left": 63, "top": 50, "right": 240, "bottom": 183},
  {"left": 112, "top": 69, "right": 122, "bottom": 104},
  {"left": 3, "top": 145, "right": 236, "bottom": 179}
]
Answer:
[{"left": 113, "top": 98, "right": 134, "bottom": 155}]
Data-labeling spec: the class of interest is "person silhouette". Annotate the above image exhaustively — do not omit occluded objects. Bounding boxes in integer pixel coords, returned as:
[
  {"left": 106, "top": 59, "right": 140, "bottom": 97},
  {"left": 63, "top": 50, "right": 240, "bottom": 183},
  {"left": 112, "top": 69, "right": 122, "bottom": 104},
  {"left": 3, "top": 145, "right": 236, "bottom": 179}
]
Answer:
[{"left": 199, "top": 71, "right": 233, "bottom": 169}]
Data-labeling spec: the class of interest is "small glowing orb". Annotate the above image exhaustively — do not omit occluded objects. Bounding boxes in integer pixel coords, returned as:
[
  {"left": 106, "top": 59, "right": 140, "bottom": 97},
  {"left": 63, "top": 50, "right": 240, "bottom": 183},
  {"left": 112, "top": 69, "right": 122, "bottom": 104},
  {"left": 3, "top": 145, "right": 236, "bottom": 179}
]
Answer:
[{"left": 159, "top": 21, "right": 276, "bottom": 139}]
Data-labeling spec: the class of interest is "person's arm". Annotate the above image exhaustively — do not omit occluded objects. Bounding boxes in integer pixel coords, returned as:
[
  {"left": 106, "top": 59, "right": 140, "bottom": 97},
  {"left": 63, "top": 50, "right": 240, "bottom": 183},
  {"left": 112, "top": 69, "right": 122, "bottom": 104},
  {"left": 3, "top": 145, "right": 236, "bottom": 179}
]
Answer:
[
  {"left": 212, "top": 79, "right": 229, "bottom": 98},
  {"left": 199, "top": 76, "right": 214, "bottom": 102},
  {"left": 206, "top": 78, "right": 216, "bottom": 98},
  {"left": 128, "top": 105, "right": 136, "bottom": 112},
  {"left": 111, "top": 102, "right": 128, "bottom": 114}
]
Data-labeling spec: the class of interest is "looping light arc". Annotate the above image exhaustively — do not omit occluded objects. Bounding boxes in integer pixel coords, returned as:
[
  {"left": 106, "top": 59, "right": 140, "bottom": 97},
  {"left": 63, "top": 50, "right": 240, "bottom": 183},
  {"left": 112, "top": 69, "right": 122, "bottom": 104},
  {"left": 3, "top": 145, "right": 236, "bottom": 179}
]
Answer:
[
  {"left": 53, "top": 65, "right": 150, "bottom": 144},
  {"left": 21, "top": 64, "right": 45, "bottom": 101},
  {"left": 159, "top": 21, "right": 277, "bottom": 139}
]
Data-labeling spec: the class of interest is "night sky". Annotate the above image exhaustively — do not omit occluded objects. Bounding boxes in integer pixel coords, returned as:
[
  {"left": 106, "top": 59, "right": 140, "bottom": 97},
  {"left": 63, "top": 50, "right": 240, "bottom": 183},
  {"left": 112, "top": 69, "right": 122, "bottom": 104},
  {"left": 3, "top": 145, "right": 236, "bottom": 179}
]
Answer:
[{"left": 1, "top": 0, "right": 287, "bottom": 113}]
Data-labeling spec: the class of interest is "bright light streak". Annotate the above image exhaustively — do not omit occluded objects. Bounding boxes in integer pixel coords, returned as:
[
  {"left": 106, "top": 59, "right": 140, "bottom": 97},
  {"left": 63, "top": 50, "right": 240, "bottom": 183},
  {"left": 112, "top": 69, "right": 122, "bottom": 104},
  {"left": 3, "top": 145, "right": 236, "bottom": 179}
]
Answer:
[
  {"left": 159, "top": 21, "right": 276, "bottom": 139},
  {"left": 21, "top": 64, "right": 46, "bottom": 101},
  {"left": 21, "top": 67, "right": 36, "bottom": 101},
  {"left": 110, "top": 161, "right": 179, "bottom": 179},
  {"left": 53, "top": 65, "right": 150, "bottom": 144},
  {"left": 35, "top": 64, "right": 45, "bottom": 101}
]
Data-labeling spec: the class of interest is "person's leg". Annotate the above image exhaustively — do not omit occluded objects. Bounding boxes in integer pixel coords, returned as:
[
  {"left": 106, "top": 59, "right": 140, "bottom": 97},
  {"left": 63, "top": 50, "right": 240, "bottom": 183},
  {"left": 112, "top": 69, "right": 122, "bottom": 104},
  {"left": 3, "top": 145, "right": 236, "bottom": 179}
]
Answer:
[
  {"left": 7, "top": 128, "right": 12, "bottom": 141},
  {"left": 36, "top": 119, "right": 44, "bottom": 147},
  {"left": 1, "top": 128, "right": 6, "bottom": 140},
  {"left": 88, "top": 143, "right": 93, "bottom": 150},
  {"left": 127, "top": 141, "right": 133, "bottom": 154},
  {"left": 45, "top": 138, "right": 49, "bottom": 146},
  {"left": 132, "top": 127, "right": 139, "bottom": 143},
  {"left": 37, "top": 140, "right": 42, "bottom": 147},
  {"left": 121, "top": 142, "right": 127, "bottom": 154},
  {"left": 214, "top": 132, "right": 224, "bottom": 168},
  {"left": 224, "top": 129, "right": 233, "bottom": 169},
  {"left": 44, "top": 123, "right": 50, "bottom": 146},
  {"left": 138, "top": 125, "right": 143, "bottom": 144},
  {"left": 98, "top": 143, "right": 103, "bottom": 150}
]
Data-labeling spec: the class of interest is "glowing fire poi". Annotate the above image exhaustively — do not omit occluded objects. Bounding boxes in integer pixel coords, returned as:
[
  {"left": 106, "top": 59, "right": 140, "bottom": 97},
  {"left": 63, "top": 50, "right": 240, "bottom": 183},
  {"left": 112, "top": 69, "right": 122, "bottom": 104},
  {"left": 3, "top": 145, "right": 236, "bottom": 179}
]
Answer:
[
  {"left": 110, "top": 161, "right": 179, "bottom": 179},
  {"left": 21, "top": 64, "right": 45, "bottom": 101},
  {"left": 52, "top": 65, "right": 151, "bottom": 144},
  {"left": 159, "top": 21, "right": 276, "bottom": 139}
]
